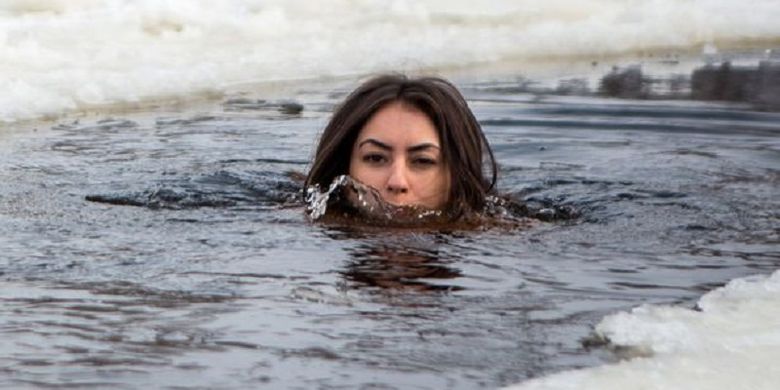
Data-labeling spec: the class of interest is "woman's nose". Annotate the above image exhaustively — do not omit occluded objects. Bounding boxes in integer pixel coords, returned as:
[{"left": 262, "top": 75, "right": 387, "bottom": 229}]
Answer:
[{"left": 386, "top": 161, "right": 409, "bottom": 194}]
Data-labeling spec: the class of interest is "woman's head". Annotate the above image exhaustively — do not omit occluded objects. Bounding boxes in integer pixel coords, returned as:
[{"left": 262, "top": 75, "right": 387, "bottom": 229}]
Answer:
[{"left": 305, "top": 74, "right": 496, "bottom": 217}]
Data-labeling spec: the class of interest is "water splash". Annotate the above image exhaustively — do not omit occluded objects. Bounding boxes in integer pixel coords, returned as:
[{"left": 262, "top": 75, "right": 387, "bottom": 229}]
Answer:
[
  {"left": 305, "top": 175, "right": 445, "bottom": 225},
  {"left": 304, "top": 175, "right": 557, "bottom": 229},
  {"left": 305, "top": 175, "right": 350, "bottom": 220}
]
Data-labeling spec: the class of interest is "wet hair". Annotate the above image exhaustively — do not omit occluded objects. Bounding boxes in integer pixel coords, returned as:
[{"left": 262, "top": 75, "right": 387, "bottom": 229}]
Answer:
[{"left": 305, "top": 74, "right": 497, "bottom": 218}]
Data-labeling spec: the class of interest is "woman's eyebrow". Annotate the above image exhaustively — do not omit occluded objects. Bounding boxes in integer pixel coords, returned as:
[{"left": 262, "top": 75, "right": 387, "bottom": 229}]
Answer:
[
  {"left": 358, "top": 138, "right": 440, "bottom": 152},
  {"left": 358, "top": 138, "right": 392, "bottom": 150},
  {"left": 407, "top": 143, "right": 440, "bottom": 153}
]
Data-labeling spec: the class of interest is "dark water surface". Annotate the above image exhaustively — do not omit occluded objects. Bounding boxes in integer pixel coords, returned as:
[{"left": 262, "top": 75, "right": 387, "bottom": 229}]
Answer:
[{"left": 1, "top": 81, "right": 778, "bottom": 389}]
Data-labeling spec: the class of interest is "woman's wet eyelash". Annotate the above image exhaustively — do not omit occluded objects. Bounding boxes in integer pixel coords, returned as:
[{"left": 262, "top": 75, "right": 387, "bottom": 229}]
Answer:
[
  {"left": 412, "top": 157, "right": 437, "bottom": 165},
  {"left": 362, "top": 153, "right": 386, "bottom": 163}
]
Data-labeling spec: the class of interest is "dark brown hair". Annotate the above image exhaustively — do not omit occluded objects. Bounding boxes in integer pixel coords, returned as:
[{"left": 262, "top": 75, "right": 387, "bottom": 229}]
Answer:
[{"left": 305, "top": 74, "right": 497, "bottom": 218}]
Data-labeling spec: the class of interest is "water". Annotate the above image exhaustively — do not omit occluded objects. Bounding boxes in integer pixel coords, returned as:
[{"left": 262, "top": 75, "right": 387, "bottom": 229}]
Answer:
[
  {"left": 2, "top": 1, "right": 780, "bottom": 388},
  {"left": 1, "top": 77, "right": 778, "bottom": 388}
]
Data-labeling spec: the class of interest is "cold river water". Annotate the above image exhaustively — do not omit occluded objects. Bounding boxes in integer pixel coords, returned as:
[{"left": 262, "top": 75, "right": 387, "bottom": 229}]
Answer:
[{"left": 1, "top": 79, "right": 778, "bottom": 389}]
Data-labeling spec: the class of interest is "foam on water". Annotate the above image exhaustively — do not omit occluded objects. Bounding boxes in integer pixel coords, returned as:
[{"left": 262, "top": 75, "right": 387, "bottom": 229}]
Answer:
[
  {"left": 506, "top": 270, "right": 780, "bottom": 390},
  {"left": 2, "top": 0, "right": 780, "bottom": 122}
]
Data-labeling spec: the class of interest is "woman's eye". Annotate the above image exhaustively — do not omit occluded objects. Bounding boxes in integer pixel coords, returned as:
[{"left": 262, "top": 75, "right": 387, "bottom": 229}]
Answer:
[
  {"left": 412, "top": 157, "right": 437, "bottom": 167},
  {"left": 362, "top": 154, "right": 386, "bottom": 164}
]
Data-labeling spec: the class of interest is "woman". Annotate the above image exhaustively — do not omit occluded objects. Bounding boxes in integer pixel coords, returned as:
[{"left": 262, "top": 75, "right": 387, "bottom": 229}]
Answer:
[{"left": 305, "top": 74, "right": 497, "bottom": 222}]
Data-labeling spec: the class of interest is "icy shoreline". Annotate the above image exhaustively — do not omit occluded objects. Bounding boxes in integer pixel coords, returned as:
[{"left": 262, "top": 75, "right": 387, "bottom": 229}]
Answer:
[
  {"left": 506, "top": 270, "right": 780, "bottom": 390},
  {"left": 3, "top": 0, "right": 780, "bottom": 123}
]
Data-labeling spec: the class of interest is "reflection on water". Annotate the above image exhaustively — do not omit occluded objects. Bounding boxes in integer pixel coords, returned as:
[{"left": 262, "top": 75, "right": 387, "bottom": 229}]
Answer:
[
  {"left": 1, "top": 74, "right": 779, "bottom": 389},
  {"left": 341, "top": 239, "right": 463, "bottom": 292}
]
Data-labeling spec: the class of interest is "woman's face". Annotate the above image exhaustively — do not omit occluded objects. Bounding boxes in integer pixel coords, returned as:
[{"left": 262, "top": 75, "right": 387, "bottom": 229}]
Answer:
[{"left": 349, "top": 101, "right": 450, "bottom": 209}]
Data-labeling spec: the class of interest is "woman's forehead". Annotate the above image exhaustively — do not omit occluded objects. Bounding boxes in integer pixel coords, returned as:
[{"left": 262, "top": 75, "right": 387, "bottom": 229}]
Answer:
[{"left": 357, "top": 102, "right": 440, "bottom": 145}]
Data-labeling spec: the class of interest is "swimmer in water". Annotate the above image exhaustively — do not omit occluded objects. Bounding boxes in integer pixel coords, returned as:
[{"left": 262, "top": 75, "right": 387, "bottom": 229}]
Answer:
[{"left": 305, "top": 74, "right": 497, "bottom": 221}]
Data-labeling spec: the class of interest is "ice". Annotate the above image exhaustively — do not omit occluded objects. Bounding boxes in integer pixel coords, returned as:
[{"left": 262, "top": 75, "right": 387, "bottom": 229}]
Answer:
[
  {"left": 505, "top": 270, "right": 780, "bottom": 390},
  {"left": 2, "top": 0, "right": 780, "bottom": 122}
]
